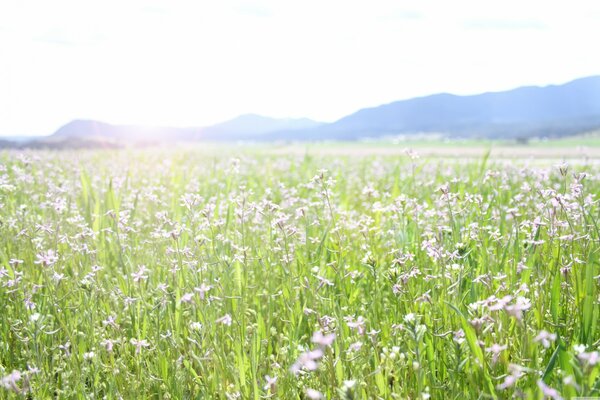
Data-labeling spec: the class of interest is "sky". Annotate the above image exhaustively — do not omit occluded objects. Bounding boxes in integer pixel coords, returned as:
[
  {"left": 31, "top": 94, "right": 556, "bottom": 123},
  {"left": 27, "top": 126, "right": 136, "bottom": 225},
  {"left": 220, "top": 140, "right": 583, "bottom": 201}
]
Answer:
[{"left": 1, "top": 0, "right": 600, "bottom": 136}]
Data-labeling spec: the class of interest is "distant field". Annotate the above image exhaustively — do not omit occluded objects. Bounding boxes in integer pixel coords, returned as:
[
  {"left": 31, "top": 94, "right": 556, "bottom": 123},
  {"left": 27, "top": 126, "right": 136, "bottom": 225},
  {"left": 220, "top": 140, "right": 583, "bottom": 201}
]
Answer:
[
  {"left": 265, "top": 133, "right": 600, "bottom": 159},
  {"left": 0, "top": 148, "right": 599, "bottom": 398}
]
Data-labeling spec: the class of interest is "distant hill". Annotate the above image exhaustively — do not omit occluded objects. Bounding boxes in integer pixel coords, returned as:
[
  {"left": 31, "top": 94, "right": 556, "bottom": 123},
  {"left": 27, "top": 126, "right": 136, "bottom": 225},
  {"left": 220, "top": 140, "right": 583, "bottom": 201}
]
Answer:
[
  {"left": 53, "top": 120, "right": 201, "bottom": 141},
  {"left": 0, "top": 139, "right": 17, "bottom": 149},
  {"left": 199, "top": 114, "right": 323, "bottom": 139},
  {"left": 49, "top": 114, "right": 322, "bottom": 143},
  {"left": 27, "top": 75, "right": 600, "bottom": 145},
  {"left": 277, "top": 76, "right": 600, "bottom": 140}
]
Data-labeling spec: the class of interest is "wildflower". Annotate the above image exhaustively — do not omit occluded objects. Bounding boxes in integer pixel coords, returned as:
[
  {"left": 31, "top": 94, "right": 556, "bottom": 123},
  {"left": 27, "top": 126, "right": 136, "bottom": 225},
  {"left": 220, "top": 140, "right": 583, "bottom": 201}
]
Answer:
[
  {"left": 537, "top": 380, "right": 562, "bottom": 400},
  {"left": 102, "top": 315, "right": 118, "bottom": 328},
  {"left": 25, "top": 298, "right": 36, "bottom": 311},
  {"left": 489, "top": 295, "right": 512, "bottom": 311},
  {"left": 290, "top": 349, "right": 323, "bottom": 374},
  {"left": 404, "top": 313, "right": 416, "bottom": 323},
  {"left": 577, "top": 351, "right": 600, "bottom": 366},
  {"left": 319, "top": 315, "right": 335, "bottom": 329},
  {"left": 190, "top": 322, "right": 202, "bottom": 331},
  {"left": 497, "top": 364, "right": 525, "bottom": 390},
  {"left": 58, "top": 341, "right": 71, "bottom": 356},
  {"left": 347, "top": 341, "right": 363, "bottom": 353},
  {"left": 505, "top": 296, "right": 531, "bottom": 321},
  {"left": 123, "top": 296, "right": 137, "bottom": 307},
  {"left": 345, "top": 316, "right": 366, "bottom": 335},
  {"left": 9, "top": 259, "right": 23, "bottom": 267},
  {"left": 180, "top": 292, "right": 195, "bottom": 304},
  {"left": 534, "top": 331, "right": 557, "bottom": 349},
  {"left": 194, "top": 283, "right": 212, "bottom": 299},
  {"left": 216, "top": 314, "right": 232, "bottom": 326},
  {"left": 52, "top": 272, "right": 65, "bottom": 283},
  {"left": 343, "top": 380, "right": 356, "bottom": 389},
  {"left": 34, "top": 250, "right": 58, "bottom": 267},
  {"left": 1, "top": 370, "right": 22, "bottom": 393},
  {"left": 157, "top": 283, "right": 168, "bottom": 292},
  {"left": 485, "top": 343, "right": 507, "bottom": 364},
  {"left": 573, "top": 344, "right": 586, "bottom": 354},
  {"left": 311, "top": 331, "right": 335, "bottom": 347},
  {"left": 101, "top": 339, "right": 115, "bottom": 352},
  {"left": 453, "top": 329, "right": 465, "bottom": 345},
  {"left": 563, "top": 375, "right": 580, "bottom": 391},
  {"left": 555, "top": 162, "right": 569, "bottom": 177},
  {"left": 315, "top": 275, "right": 334, "bottom": 289},
  {"left": 263, "top": 375, "right": 277, "bottom": 392},
  {"left": 305, "top": 388, "right": 324, "bottom": 399},
  {"left": 131, "top": 265, "right": 149, "bottom": 283},
  {"left": 130, "top": 338, "right": 150, "bottom": 354}
]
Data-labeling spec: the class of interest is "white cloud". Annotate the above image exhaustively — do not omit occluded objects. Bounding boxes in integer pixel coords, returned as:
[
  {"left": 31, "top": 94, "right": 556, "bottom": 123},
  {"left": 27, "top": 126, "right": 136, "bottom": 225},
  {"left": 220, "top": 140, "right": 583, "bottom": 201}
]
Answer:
[{"left": 1, "top": 0, "right": 599, "bottom": 135}]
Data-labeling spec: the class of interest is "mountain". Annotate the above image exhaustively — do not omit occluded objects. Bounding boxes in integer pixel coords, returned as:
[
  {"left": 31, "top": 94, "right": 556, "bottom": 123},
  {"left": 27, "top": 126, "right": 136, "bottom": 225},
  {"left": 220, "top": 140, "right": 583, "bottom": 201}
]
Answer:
[
  {"left": 270, "top": 75, "right": 600, "bottom": 140},
  {"left": 199, "top": 114, "right": 323, "bottom": 139},
  {"left": 42, "top": 75, "right": 600, "bottom": 143},
  {"left": 0, "top": 139, "right": 17, "bottom": 149},
  {"left": 50, "top": 115, "right": 323, "bottom": 142},
  {"left": 52, "top": 120, "right": 200, "bottom": 141}
]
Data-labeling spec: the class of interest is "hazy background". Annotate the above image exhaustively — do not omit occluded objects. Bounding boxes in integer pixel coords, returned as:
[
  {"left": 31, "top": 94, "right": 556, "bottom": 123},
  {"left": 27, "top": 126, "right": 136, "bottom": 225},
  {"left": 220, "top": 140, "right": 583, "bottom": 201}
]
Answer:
[{"left": 1, "top": 0, "right": 600, "bottom": 137}]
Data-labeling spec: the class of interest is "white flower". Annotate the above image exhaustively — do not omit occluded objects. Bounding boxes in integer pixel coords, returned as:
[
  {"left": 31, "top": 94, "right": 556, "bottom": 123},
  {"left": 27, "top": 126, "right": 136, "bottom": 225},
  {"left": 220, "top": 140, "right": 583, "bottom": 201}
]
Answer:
[
  {"left": 345, "top": 316, "right": 366, "bottom": 335},
  {"left": 573, "top": 344, "right": 586, "bottom": 354},
  {"left": 404, "top": 313, "right": 416, "bottom": 323},
  {"left": 534, "top": 331, "right": 557, "bottom": 348},
  {"left": 194, "top": 283, "right": 212, "bottom": 300},
  {"left": 305, "top": 388, "right": 323, "bottom": 399},
  {"left": 130, "top": 338, "right": 150, "bottom": 354},
  {"left": 290, "top": 349, "right": 324, "bottom": 374},
  {"left": 263, "top": 375, "right": 277, "bottom": 391},
  {"left": 347, "top": 341, "right": 363, "bottom": 353},
  {"left": 343, "top": 380, "right": 356, "bottom": 389},
  {"left": 1, "top": 370, "right": 22, "bottom": 393},
  {"left": 131, "top": 265, "right": 149, "bottom": 283},
  {"left": 485, "top": 343, "right": 507, "bottom": 364},
  {"left": 505, "top": 296, "right": 531, "bottom": 321},
  {"left": 537, "top": 380, "right": 563, "bottom": 400},
  {"left": 577, "top": 351, "right": 600, "bottom": 366},
  {"left": 216, "top": 314, "right": 232, "bottom": 326},
  {"left": 102, "top": 315, "right": 118, "bottom": 328},
  {"left": 180, "top": 292, "right": 195, "bottom": 304},
  {"left": 190, "top": 322, "right": 202, "bottom": 331},
  {"left": 34, "top": 250, "right": 58, "bottom": 267},
  {"left": 101, "top": 339, "right": 115, "bottom": 352}
]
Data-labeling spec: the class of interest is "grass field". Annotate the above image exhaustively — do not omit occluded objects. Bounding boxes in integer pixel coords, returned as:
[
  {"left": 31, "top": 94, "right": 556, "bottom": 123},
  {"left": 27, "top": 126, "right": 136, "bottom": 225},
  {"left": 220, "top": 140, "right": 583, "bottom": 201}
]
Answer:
[{"left": 1, "top": 145, "right": 599, "bottom": 399}]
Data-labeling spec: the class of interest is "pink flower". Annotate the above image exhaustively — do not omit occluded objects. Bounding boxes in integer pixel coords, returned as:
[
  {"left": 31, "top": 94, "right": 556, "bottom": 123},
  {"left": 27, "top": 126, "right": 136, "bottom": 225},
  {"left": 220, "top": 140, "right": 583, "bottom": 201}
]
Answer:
[
  {"left": 290, "top": 349, "right": 323, "bottom": 374},
  {"left": 131, "top": 265, "right": 149, "bottom": 283},
  {"left": 537, "top": 380, "right": 562, "bottom": 400},
  {"left": 130, "top": 338, "right": 150, "bottom": 354},
  {"left": 311, "top": 331, "right": 335, "bottom": 347},
  {"left": 534, "top": 331, "right": 557, "bottom": 349},
  {"left": 345, "top": 316, "right": 366, "bottom": 335},
  {"left": 180, "top": 292, "right": 194, "bottom": 304},
  {"left": 216, "top": 314, "right": 232, "bottom": 326},
  {"left": 34, "top": 250, "right": 58, "bottom": 267}
]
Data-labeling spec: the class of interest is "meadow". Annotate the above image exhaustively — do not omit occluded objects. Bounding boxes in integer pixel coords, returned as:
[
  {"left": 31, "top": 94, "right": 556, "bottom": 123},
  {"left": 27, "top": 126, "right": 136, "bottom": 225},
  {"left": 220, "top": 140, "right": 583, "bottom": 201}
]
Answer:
[{"left": 0, "top": 145, "right": 599, "bottom": 399}]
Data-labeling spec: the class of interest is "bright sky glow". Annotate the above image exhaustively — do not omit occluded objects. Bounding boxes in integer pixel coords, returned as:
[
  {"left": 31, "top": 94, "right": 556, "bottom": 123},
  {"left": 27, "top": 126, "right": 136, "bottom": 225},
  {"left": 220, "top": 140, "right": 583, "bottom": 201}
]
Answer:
[{"left": 1, "top": 0, "right": 600, "bottom": 135}]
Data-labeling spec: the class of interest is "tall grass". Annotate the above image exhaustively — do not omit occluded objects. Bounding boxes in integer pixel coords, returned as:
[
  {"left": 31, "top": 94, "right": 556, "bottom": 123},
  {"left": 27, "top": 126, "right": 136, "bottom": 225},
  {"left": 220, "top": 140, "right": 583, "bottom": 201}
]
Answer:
[{"left": 0, "top": 148, "right": 598, "bottom": 399}]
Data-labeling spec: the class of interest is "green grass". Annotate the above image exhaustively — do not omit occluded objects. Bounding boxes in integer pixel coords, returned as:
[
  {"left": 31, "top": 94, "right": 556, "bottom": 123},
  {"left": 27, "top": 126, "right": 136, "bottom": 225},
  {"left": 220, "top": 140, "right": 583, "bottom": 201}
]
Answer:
[{"left": 0, "top": 147, "right": 599, "bottom": 398}]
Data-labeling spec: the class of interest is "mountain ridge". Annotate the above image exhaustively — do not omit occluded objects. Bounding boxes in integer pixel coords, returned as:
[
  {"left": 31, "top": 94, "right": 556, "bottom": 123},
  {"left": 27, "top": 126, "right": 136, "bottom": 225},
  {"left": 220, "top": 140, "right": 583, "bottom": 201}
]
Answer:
[{"left": 9, "top": 75, "right": 600, "bottom": 146}]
